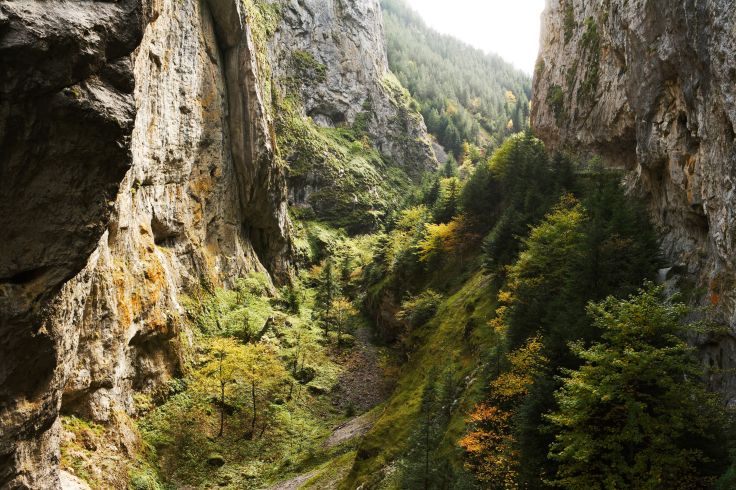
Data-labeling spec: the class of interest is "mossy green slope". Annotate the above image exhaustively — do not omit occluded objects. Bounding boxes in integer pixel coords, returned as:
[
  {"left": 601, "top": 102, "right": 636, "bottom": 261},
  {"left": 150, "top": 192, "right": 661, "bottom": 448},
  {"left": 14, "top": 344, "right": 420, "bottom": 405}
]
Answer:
[
  {"left": 277, "top": 96, "right": 412, "bottom": 233},
  {"left": 344, "top": 271, "right": 499, "bottom": 488}
]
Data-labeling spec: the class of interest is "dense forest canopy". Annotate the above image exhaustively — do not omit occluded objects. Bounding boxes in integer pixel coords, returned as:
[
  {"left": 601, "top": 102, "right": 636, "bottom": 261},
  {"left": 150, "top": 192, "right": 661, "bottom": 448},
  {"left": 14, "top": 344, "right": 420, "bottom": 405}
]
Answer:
[{"left": 382, "top": 0, "right": 532, "bottom": 157}]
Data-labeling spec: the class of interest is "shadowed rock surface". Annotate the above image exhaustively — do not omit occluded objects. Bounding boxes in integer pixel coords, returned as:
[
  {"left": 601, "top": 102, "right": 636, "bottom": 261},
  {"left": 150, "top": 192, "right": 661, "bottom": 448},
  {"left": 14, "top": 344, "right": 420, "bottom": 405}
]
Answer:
[
  {"left": 532, "top": 0, "right": 736, "bottom": 401},
  {"left": 0, "top": 1, "right": 143, "bottom": 487},
  {"left": 0, "top": 0, "right": 292, "bottom": 486}
]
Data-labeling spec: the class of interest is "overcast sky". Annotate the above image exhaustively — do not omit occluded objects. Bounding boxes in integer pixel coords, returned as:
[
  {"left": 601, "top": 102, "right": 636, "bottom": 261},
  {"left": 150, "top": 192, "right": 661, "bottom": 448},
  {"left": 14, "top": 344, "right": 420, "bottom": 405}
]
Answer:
[{"left": 402, "top": 0, "right": 546, "bottom": 75}]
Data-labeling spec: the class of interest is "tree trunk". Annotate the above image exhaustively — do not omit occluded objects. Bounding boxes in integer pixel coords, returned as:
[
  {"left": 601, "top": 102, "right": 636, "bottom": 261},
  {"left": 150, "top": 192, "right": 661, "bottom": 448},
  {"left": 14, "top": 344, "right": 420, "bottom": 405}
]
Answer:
[
  {"left": 218, "top": 356, "right": 225, "bottom": 437},
  {"left": 250, "top": 380, "right": 257, "bottom": 439},
  {"left": 424, "top": 413, "right": 430, "bottom": 489},
  {"left": 219, "top": 381, "right": 225, "bottom": 437}
]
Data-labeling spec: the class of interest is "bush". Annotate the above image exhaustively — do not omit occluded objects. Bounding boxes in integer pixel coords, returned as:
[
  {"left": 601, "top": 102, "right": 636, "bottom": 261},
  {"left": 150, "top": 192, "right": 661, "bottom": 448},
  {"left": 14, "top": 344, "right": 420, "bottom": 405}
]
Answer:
[
  {"left": 129, "top": 466, "right": 164, "bottom": 490},
  {"left": 397, "top": 290, "right": 443, "bottom": 327}
]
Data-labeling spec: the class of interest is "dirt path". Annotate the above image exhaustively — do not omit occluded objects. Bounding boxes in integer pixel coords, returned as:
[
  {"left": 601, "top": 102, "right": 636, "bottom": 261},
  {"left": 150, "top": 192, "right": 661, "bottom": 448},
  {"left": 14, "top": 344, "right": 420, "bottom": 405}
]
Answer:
[
  {"left": 266, "top": 471, "right": 318, "bottom": 490},
  {"left": 330, "top": 324, "right": 394, "bottom": 412},
  {"left": 323, "top": 411, "right": 376, "bottom": 448}
]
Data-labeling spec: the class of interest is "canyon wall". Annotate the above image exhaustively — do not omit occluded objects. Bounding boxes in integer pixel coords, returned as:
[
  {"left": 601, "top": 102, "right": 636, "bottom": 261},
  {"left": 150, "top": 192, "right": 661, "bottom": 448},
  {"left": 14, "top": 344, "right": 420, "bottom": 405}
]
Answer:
[
  {"left": 0, "top": 0, "right": 290, "bottom": 487},
  {"left": 532, "top": 0, "right": 736, "bottom": 401},
  {"left": 269, "top": 0, "right": 435, "bottom": 175},
  {"left": 0, "top": 0, "right": 434, "bottom": 487}
]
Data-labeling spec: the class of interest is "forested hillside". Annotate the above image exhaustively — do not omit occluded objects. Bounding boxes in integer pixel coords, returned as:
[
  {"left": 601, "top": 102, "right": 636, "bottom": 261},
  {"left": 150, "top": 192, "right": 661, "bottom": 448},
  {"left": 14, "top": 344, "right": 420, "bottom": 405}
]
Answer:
[{"left": 382, "top": 0, "right": 532, "bottom": 157}]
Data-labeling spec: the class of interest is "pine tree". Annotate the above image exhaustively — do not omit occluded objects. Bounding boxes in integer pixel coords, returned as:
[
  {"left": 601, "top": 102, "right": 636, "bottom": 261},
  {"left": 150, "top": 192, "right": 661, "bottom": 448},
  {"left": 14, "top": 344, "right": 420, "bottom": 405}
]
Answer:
[
  {"left": 423, "top": 175, "right": 441, "bottom": 207},
  {"left": 315, "top": 259, "right": 340, "bottom": 333},
  {"left": 548, "top": 285, "right": 732, "bottom": 489},
  {"left": 317, "top": 259, "right": 338, "bottom": 305},
  {"left": 443, "top": 155, "right": 459, "bottom": 177},
  {"left": 433, "top": 177, "right": 460, "bottom": 223}
]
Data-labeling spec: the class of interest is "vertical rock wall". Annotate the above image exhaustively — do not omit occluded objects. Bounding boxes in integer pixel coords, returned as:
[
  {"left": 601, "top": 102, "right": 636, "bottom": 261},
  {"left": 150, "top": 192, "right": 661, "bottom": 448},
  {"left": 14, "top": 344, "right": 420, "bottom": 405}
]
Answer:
[
  {"left": 0, "top": 1, "right": 143, "bottom": 486},
  {"left": 532, "top": 0, "right": 736, "bottom": 401},
  {"left": 269, "top": 0, "right": 436, "bottom": 175},
  {"left": 0, "top": 0, "right": 291, "bottom": 487}
]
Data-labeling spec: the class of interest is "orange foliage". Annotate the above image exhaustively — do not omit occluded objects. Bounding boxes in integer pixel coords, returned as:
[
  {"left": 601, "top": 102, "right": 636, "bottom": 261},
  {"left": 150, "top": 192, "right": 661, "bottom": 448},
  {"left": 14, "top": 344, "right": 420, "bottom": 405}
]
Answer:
[{"left": 459, "top": 337, "right": 547, "bottom": 487}]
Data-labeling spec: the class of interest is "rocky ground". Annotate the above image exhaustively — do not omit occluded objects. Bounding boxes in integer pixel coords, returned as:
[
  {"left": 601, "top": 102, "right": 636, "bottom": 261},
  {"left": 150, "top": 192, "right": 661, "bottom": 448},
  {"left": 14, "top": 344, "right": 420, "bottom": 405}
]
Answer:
[
  {"left": 330, "top": 324, "right": 396, "bottom": 413},
  {"left": 267, "top": 323, "right": 394, "bottom": 489}
]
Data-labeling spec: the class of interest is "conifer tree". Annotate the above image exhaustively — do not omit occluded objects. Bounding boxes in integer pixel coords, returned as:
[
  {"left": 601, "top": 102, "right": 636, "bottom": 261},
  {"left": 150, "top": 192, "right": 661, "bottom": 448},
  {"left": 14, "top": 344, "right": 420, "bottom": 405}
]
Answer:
[
  {"left": 433, "top": 177, "right": 461, "bottom": 223},
  {"left": 548, "top": 285, "right": 731, "bottom": 489}
]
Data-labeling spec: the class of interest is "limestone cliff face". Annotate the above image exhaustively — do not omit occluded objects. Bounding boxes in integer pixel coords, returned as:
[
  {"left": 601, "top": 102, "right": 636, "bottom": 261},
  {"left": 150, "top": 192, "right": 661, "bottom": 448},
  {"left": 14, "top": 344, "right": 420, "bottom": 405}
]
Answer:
[
  {"left": 532, "top": 0, "right": 736, "bottom": 400},
  {"left": 0, "top": 0, "right": 290, "bottom": 487},
  {"left": 268, "top": 0, "right": 436, "bottom": 175}
]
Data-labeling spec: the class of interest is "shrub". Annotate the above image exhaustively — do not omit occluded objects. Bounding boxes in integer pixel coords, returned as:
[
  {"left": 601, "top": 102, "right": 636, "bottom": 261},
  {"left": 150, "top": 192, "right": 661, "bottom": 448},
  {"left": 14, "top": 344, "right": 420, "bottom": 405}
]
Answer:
[{"left": 397, "top": 290, "right": 443, "bottom": 327}]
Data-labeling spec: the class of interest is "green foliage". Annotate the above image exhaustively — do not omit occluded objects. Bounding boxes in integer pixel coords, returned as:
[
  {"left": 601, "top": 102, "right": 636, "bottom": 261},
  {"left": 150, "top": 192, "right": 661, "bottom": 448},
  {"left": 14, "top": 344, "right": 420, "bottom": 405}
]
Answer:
[
  {"left": 548, "top": 285, "right": 733, "bottom": 489},
  {"left": 499, "top": 176, "right": 662, "bottom": 355},
  {"left": 192, "top": 338, "right": 288, "bottom": 438},
  {"left": 462, "top": 156, "right": 664, "bottom": 487},
  {"left": 399, "top": 368, "right": 463, "bottom": 488},
  {"left": 277, "top": 96, "right": 412, "bottom": 233},
  {"left": 503, "top": 195, "right": 589, "bottom": 350},
  {"left": 466, "top": 133, "right": 573, "bottom": 273},
  {"left": 347, "top": 273, "right": 498, "bottom": 489},
  {"left": 382, "top": 0, "right": 531, "bottom": 156},
  {"left": 315, "top": 259, "right": 340, "bottom": 314},
  {"left": 547, "top": 85, "right": 566, "bottom": 123},
  {"left": 292, "top": 220, "right": 348, "bottom": 265},
  {"left": 563, "top": 0, "right": 576, "bottom": 44},
  {"left": 397, "top": 289, "right": 443, "bottom": 327},
  {"left": 138, "top": 267, "right": 364, "bottom": 488},
  {"left": 129, "top": 465, "right": 165, "bottom": 490},
  {"left": 579, "top": 17, "right": 601, "bottom": 101},
  {"left": 241, "top": 0, "right": 282, "bottom": 115},
  {"left": 459, "top": 160, "right": 495, "bottom": 221},
  {"left": 290, "top": 50, "right": 327, "bottom": 84},
  {"left": 181, "top": 272, "right": 273, "bottom": 342},
  {"left": 432, "top": 177, "right": 461, "bottom": 223}
]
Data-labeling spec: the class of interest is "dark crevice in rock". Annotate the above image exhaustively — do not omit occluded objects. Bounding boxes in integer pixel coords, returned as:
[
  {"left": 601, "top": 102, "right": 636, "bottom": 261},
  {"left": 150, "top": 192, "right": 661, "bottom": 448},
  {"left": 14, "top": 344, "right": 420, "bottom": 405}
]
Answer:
[
  {"left": 206, "top": 0, "right": 291, "bottom": 282},
  {"left": 0, "top": 266, "right": 53, "bottom": 285}
]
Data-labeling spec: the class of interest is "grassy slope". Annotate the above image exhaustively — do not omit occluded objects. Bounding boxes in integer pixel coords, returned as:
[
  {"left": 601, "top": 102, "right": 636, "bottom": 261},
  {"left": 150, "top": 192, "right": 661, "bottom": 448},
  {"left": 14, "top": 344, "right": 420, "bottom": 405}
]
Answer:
[
  {"left": 277, "top": 95, "right": 413, "bottom": 234},
  {"left": 344, "top": 268, "right": 499, "bottom": 488}
]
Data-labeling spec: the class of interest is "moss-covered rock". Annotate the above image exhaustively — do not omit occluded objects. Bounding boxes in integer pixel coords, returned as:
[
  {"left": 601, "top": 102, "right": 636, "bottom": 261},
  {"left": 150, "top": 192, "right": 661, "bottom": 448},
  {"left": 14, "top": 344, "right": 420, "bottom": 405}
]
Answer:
[
  {"left": 207, "top": 453, "right": 226, "bottom": 467},
  {"left": 276, "top": 97, "right": 412, "bottom": 234}
]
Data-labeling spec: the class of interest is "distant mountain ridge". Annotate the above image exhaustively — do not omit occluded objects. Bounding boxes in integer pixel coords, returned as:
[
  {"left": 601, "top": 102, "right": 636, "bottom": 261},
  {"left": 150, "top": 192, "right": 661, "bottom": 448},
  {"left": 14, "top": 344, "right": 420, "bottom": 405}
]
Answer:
[{"left": 382, "top": 0, "right": 532, "bottom": 157}]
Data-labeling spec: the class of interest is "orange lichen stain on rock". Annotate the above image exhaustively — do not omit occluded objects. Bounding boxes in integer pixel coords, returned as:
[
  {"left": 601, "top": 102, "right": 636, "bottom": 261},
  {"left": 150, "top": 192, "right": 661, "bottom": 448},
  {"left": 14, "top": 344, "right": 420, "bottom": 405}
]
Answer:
[
  {"left": 112, "top": 259, "right": 132, "bottom": 329},
  {"left": 191, "top": 201, "right": 204, "bottom": 227},
  {"left": 200, "top": 246, "right": 221, "bottom": 289},
  {"left": 685, "top": 155, "right": 697, "bottom": 204},
  {"left": 709, "top": 275, "right": 725, "bottom": 305},
  {"left": 121, "top": 236, "right": 169, "bottom": 333},
  {"left": 189, "top": 174, "right": 214, "bottom": 198},
  {"left": 139, "top": 244, "right": 174, "bottom": 335}
]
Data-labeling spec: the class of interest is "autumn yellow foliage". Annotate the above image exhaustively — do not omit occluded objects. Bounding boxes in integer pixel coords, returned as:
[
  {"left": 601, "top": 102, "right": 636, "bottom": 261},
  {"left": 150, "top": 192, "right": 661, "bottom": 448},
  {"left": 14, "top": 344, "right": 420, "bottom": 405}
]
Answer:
[
  {"left": 459, "top": 337, "right": 547, "bottom": 487},
  {"left": 417, "top": 217, "right": 463, "bottom": 262}
]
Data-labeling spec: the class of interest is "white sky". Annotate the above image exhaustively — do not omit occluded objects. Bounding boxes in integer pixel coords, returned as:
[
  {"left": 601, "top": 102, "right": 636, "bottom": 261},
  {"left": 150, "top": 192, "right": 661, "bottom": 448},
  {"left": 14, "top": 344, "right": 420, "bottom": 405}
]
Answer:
[{"left": 403, "top": 0, "right": 546, "bottom": 75}]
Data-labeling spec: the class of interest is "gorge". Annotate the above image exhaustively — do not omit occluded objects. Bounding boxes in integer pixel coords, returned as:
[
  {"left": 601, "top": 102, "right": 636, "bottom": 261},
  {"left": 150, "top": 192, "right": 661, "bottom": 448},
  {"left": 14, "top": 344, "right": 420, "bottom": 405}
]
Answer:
[{"left": 1, "top": 0, "right": 736, "bottom": 488}]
